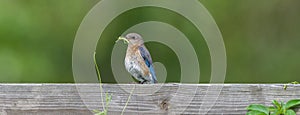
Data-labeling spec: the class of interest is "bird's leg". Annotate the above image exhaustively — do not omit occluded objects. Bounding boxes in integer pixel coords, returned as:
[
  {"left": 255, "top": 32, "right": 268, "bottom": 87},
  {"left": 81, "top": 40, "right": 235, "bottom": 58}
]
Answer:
[{"left": 140, "top": 80, "right": 147, "bottom": 84}]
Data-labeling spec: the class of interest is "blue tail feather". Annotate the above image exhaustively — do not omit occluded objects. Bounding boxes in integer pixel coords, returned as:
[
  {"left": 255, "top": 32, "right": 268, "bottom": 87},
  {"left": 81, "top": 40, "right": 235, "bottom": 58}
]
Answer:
[{"left": 149, "top": 65, "right": 157, "bottom": 83}]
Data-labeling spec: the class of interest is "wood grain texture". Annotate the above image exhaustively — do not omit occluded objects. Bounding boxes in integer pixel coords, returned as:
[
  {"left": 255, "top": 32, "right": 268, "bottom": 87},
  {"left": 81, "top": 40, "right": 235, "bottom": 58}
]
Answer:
[{"left": 0, "top": 84, "right": 299, "bottom": 115}]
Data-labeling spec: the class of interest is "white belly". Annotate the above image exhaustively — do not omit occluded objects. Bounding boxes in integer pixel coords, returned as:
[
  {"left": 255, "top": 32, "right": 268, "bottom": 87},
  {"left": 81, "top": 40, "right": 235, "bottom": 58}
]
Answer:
[{"left": 124, "top": 56, "right": 144, "bottom": 81}]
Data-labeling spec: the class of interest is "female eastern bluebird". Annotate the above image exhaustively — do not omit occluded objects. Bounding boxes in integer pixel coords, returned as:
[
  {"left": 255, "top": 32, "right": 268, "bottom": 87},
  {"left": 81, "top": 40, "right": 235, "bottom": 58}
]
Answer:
[{"left": 118, "top": 33, "right": 157, "bottom": 84}]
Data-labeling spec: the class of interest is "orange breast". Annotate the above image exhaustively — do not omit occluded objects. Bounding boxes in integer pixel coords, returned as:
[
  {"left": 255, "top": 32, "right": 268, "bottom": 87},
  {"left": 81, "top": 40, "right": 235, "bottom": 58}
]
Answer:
[{"left": 127, "top": 44, "right": 150, "bottom": 77}]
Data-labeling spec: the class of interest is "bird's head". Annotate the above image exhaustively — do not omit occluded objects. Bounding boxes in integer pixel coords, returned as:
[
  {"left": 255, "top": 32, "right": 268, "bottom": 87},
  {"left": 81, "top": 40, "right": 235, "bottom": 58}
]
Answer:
[{"left": 117, "top": 33, "right": 144, "bottom": 45}]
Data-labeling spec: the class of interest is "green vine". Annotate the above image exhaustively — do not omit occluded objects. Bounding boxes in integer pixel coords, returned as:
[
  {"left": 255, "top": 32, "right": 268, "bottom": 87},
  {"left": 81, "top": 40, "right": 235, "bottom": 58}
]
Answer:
[{"left": 93, "top": 52, "right": 112, "bottom": 115}]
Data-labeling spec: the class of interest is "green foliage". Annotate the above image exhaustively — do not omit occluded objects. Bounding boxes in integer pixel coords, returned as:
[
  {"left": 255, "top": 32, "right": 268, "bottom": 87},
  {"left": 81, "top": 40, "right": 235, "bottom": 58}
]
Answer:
[
  {"left": 286, "top": 99, "right": 300, "bottom": 110},
  {"left": 285, "top": 110, "right": 296, "bottom": 115},
  {"left": 1, "top": 1, "right": 300, "bottom": 83},
  {"left": 246, "top": 104, "right": 269, "bottom": 115},
  {"left": 246, "top": 110, "right": 268, "bottom": 115},
  {"left": 246, "top": 99, "right": 300, "bottom": 115}
]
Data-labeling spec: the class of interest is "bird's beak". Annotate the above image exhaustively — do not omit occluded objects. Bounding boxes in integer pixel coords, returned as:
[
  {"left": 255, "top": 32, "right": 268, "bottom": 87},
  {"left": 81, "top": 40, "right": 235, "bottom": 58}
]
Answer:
[{"left": 116, "top": 36, "right": 129, "bottom": 44}]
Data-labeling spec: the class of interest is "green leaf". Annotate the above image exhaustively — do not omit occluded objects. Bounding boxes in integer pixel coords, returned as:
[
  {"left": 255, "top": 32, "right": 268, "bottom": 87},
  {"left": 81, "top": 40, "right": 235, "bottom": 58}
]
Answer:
[
  {"left": 286, "top": 99, "right": 300, "bottom": 109},
  {"left": 246, "top": 104, "right": 269, "bottom": 114},
  {"left": 272, "top": 100, "right": 281, "bottom": 109},
  {"left": 93, "top": 110, "right": 107, "bottom": 115},
  {"left": 282, "top": 101, "right": 287, "bottom": 113},
  {"left": 278, "top": 101, "right": 286, "bottom": 114},
  {"left": 246, "top": 111, "right": 268, "bottom": 115},
  {"left": 285, "top": 109, "right": 296, "bottom": 115},
  {"left": 268, "top": 106, "right": 276, "bottom": 112}
]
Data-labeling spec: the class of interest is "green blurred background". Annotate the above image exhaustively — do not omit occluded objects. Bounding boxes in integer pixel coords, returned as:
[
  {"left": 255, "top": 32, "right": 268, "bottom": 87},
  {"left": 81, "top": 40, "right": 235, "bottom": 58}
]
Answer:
[{"left": 0, "top": 0, "right": 299, "bottom": 83}]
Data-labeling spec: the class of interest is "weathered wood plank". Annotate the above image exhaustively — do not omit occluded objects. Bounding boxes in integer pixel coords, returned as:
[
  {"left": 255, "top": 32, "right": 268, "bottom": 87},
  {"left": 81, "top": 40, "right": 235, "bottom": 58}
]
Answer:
[{"left": 0, "top": 84, "right": 299, "bottom": 115}]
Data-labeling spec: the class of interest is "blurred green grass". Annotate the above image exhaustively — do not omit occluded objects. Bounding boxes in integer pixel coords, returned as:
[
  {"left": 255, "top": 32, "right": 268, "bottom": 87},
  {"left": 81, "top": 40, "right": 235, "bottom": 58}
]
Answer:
[{"left": 0, "top": 0, "right": 300, "bottom": 83}]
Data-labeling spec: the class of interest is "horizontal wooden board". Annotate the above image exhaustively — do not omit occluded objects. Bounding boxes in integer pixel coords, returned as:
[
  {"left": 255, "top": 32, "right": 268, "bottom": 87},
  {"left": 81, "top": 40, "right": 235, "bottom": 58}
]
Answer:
[{"left": 0, "top": 84, "right": 299, "bottom": 115}]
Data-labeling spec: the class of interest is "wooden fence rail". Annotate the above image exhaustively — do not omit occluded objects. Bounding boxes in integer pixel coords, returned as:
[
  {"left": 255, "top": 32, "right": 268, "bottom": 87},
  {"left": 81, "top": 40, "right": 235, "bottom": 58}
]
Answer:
[{"left": 0, "top": 84, "right": 299, "bottom": 115}]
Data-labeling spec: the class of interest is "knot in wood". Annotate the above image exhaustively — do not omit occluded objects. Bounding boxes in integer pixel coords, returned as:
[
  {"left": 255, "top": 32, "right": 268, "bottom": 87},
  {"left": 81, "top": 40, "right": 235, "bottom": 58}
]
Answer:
[{"left": 160, "top": 99, "right": 169, "bottom": 111}]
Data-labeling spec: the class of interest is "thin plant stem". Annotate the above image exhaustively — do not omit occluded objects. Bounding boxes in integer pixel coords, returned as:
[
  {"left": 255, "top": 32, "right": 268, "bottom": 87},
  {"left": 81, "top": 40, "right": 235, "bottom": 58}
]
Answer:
[
  {"left": 94, "top": 52, "right": 105, "bottom": 111},
  {"left": 121, "top": 84, "right": 136, "bottom": 115}
]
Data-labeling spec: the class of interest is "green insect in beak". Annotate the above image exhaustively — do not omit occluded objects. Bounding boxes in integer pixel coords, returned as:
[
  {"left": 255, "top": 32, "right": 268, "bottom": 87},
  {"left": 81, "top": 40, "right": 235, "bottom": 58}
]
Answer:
[{"left": 116, "top": 36, "right": 129, "bottom": 44}]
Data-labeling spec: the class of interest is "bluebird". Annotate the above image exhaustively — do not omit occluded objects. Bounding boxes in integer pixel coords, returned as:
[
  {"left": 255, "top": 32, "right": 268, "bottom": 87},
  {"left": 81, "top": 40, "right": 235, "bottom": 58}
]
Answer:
[{"left": 117, "top": 33, "right": 157, "bottom": 84}]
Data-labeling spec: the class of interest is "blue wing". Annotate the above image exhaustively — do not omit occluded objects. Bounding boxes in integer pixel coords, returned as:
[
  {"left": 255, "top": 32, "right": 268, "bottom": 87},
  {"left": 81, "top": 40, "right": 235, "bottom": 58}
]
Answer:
[
  {"left": 138, "top": 46, "right": 152, "bottom": 67},
  {"left": 139, "top": 45, "right": 157, "bottom": 83}
]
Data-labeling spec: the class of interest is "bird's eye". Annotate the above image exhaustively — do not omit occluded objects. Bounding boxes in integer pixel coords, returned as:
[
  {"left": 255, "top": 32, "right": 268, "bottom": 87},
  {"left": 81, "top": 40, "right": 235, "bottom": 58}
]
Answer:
[{"left": 131, "top": 36, "right": 136, "bottom": 39}]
